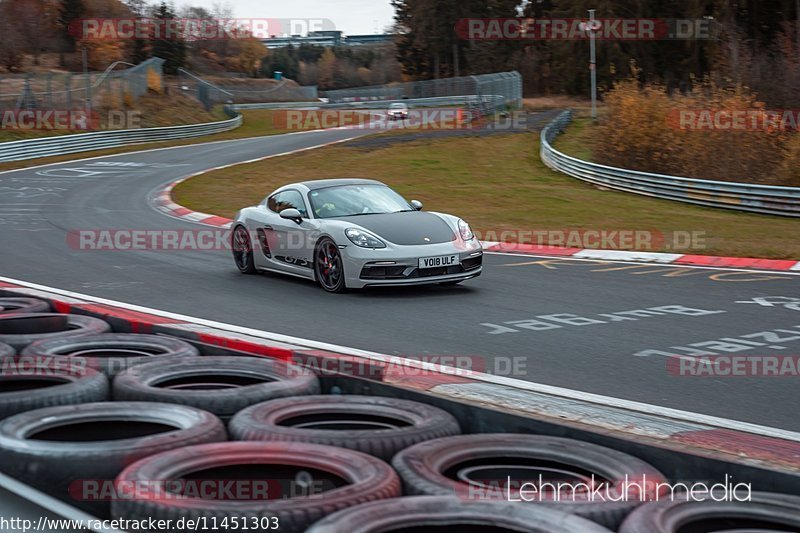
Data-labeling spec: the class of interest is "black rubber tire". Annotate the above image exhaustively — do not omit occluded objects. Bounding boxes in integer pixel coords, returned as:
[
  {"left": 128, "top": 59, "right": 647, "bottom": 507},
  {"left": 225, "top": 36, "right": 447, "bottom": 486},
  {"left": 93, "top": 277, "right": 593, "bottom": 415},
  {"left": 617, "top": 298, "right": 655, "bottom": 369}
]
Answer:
[
  {"left": 391, "top": 433, "right": 668, "bottom": 530},
  {"left": 0, "top": 298, "right": 51, "bottom": 315},
  {"left": 0, "top": 342, "right": 13, "bottom": 359},
  {"left": 619, "top": 492, "right": 800, "bottom": 533},
  {"left": 0, "top": 358, "right": 108, "bottom": 420},
  {"left": 0, "top": 313, "right": 111, "bottom": 351},
  {"left": 111, "top": 441, "right": 402, "bottom": 533},
  {"left": 230, "top": 395, "right": 461, "bottom": 460},
  {"left": 0, "top": 402, "right": 226, "bottom": 515},
  {"left": 307, "top": 496, "right": 615, "bottom": 532},
  {"left": 20, "top": 333, "right": 200, "bottom": 377},
  {"left": 315, "top": 237, "right": 347, "bottom": 293},
  {"left": 232, "top": 225, "right": 257, "bottom": 274},
  {"left": 112, "top": 356, "right": 320, "bottom": 420}
]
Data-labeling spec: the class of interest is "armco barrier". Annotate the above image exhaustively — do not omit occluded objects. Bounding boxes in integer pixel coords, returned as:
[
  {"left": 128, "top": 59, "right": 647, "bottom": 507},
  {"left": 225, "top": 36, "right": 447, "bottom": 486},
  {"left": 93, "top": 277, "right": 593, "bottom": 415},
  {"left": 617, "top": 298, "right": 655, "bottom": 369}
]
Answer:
[
  {"left": 231, "top": 95, "right": 505, "bottom": 111},
  {"left": 0, "top": 114, "right": 242, "bottom": 163},
  {"left": 541, "top": 110, "right": 800, "bottom": 217}
]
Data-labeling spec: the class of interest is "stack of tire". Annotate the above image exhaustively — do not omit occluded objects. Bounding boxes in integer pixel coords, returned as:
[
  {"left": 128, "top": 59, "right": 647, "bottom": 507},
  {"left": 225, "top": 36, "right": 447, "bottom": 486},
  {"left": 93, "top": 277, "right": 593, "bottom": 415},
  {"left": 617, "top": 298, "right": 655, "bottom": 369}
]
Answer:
[{"left": 1, "top": 297, "right": 799, "bottom": 532}]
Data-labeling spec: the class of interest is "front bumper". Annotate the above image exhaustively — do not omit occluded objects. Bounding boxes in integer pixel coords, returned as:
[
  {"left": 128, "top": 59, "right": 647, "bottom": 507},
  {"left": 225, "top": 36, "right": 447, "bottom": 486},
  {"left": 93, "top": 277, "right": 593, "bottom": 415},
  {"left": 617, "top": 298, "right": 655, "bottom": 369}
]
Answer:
[{"left": 342, "top": 240, "right": 483, "bottom": 289}]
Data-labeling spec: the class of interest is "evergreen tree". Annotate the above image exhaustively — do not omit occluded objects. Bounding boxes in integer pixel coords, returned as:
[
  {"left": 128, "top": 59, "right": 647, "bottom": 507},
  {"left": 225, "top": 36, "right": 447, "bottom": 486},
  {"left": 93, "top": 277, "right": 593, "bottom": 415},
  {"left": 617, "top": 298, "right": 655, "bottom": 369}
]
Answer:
[
  {"left": 58, "top": 0, "right": 85, "bottom": 51},
  {"left": 152, "top": 2, "right": 185, "bottom": 74}
]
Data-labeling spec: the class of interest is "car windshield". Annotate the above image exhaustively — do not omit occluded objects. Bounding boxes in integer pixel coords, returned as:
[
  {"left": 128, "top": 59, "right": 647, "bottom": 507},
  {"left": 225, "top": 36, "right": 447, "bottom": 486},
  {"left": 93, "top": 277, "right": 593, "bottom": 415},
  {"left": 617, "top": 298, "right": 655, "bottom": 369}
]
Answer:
[
  {"left": 389, "top": 103, "right": 407, "bottom": 110},
  {"left": 308, "top": 184, "right": 412, "bottom": 218}
]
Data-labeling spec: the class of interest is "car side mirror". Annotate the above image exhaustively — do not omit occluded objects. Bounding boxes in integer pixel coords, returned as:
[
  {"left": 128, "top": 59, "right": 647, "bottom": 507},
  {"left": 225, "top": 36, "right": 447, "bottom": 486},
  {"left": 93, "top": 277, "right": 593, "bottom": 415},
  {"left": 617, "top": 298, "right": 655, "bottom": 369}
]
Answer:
[
  {"left": 410, "top": 200, "right": 423, "bottom": 211},
  {"left": 280, "top": 208, "right": 303, "bottom": 223}
]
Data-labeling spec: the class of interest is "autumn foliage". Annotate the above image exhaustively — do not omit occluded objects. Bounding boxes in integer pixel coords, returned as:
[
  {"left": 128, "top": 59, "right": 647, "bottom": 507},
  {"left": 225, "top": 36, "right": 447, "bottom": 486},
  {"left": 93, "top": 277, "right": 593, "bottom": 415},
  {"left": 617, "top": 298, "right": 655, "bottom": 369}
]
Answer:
[{"left": 594, "top": 80, "right": 798, "bottom": 186}]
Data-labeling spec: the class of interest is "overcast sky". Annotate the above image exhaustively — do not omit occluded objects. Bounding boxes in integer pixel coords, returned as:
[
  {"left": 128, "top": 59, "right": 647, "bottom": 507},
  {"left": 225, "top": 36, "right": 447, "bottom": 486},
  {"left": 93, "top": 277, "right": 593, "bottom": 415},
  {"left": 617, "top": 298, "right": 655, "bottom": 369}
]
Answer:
[{"left": 174, "top": 0, "right": 396, "bottom": 36}]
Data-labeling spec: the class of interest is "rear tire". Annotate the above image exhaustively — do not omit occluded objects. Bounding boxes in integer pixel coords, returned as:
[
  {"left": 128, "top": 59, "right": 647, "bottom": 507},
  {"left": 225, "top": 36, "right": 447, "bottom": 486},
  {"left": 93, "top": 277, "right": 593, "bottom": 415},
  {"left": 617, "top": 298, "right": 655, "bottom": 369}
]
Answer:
[
  {"left": 232, "top": 225, "right": 257, "bottom": 274},
  {"left": 315, "top": 238, "right": 347, "bottom": 293}
]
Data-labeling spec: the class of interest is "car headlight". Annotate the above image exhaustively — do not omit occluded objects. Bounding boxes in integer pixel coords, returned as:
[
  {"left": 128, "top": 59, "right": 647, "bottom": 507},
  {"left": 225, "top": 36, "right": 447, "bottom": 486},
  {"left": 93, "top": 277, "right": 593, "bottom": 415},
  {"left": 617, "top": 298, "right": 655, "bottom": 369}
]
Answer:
[
  {"left": 458, "top": 219, "right": 474, "bottom": 241},
  {"left": 346, "top": 228, "right": 386, "bottom": 248}
]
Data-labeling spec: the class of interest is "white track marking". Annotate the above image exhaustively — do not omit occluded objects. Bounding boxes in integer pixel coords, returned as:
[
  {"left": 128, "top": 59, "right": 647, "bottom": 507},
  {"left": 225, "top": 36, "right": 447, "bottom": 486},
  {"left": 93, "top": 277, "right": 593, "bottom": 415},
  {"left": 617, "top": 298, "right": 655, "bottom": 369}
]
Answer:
[{"left": 485, "top": 251, "right": 800, "bottom": 276}]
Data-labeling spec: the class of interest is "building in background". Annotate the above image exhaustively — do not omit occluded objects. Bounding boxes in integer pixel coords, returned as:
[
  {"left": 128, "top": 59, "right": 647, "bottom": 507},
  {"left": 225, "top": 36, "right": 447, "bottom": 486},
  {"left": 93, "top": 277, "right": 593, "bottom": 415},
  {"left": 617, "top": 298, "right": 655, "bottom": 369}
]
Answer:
[{"left": 262, "top": 31, "right": 392, "bottom": 48}]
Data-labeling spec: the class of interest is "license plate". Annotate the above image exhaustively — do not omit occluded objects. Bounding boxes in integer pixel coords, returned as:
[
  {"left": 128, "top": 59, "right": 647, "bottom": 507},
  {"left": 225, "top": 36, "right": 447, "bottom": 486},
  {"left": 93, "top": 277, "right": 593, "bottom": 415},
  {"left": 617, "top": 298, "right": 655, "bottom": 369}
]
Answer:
[{"left": 419, "top": 254, "right": 459, "bottom": 269}]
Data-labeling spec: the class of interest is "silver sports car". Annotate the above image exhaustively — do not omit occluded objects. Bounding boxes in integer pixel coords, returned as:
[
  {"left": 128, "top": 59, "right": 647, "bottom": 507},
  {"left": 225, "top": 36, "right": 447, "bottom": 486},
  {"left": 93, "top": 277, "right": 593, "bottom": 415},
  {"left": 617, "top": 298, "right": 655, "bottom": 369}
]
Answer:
[{"left": 231, "top": 179, "right": 483, "bottom": 292}]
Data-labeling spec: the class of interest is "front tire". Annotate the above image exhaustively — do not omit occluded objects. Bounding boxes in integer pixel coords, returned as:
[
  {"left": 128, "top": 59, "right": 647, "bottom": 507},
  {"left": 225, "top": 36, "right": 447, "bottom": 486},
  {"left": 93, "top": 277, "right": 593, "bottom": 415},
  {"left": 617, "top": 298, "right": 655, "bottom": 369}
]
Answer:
[
  {"left": 315, "top": 238, "right": 346, "bottom": 293},
  {"left": 232, "top": 225, "right": 256, "bottom": 274}
]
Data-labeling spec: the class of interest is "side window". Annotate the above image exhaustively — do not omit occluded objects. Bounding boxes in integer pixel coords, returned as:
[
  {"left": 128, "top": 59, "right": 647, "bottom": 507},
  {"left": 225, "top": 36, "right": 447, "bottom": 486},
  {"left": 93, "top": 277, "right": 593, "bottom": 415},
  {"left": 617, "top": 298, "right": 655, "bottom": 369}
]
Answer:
[{"left": 267, "top": 190, "right": 307, "bottom": 217}]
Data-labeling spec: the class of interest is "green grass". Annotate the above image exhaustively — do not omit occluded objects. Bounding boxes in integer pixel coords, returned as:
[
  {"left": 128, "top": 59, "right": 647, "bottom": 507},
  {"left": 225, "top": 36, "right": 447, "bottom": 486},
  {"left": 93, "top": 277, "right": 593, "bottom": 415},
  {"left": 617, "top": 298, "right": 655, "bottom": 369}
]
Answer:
[
  {"left": 174, "top": 130, "right": 799, "bottom": 259},
  {"left": 553, "top": 115, "right": 595, "bottom": 160}
]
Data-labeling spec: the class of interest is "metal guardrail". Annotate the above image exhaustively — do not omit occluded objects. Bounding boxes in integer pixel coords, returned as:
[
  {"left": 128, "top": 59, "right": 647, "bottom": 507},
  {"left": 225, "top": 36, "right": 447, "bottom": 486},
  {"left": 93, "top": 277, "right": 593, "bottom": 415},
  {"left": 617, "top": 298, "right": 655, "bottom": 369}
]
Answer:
[
  {"left": 231, "top": 95, "right": 505, "bottom": 111},
  {"left": 325, "top": 71, "right": 523, "bottom": 112},
  {"left": 0, "top": 114, "right": 242, "bottom": 163},
  {"left": 541, "top": 110, "right": 800, "bottom": 217}
]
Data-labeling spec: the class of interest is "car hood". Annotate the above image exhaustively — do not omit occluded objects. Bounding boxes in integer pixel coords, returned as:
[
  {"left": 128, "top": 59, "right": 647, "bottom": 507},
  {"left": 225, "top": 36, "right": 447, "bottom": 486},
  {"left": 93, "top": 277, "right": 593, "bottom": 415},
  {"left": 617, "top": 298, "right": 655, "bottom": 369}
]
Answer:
[{"left": 336, "top": 212, "right": 456, "bottom": 245}]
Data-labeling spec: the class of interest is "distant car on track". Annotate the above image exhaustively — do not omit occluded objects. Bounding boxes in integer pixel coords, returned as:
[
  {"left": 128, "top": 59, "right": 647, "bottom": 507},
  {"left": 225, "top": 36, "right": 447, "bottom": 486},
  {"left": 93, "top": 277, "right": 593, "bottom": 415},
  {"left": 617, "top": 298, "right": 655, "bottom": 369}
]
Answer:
[
  {"left": 231, "top": 179, "right": 483, "bottom": 292},
  {"left": 387, "top": 102, "right": 409, "bottom": 120}
]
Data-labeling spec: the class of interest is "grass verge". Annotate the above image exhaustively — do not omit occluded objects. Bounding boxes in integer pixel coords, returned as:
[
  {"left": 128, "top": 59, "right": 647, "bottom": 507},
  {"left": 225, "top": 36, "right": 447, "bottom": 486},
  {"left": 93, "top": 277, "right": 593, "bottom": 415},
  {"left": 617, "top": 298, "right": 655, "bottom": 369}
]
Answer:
[{"left": 173, "top": 130, "right": 798, "bottom": 259}]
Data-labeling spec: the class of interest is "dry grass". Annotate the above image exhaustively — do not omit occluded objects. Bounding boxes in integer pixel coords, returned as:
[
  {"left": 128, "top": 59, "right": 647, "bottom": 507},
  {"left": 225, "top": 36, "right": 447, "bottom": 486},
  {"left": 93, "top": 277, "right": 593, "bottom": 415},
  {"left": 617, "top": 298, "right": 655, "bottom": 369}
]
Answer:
[
  {"left": 174, "top": 131, "right": 799, "bottom": 259},
  {"left": 523, "top": 96, "right": 592, "bottom": 111}
]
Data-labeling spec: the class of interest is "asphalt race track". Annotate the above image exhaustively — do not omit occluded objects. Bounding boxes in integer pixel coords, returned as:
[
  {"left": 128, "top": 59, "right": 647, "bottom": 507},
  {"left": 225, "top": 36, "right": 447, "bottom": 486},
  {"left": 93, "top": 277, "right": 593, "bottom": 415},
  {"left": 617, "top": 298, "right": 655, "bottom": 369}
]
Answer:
[{"left": 1, "top": 127, "right": 798, "bottom": 431}]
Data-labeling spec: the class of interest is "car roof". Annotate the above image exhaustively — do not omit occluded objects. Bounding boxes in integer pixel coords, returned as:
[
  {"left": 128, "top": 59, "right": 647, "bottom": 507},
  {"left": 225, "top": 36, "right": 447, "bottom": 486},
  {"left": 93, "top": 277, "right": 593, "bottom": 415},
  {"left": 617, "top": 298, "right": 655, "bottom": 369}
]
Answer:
[{"left": 299, "top": 178, "right": 385, "bottom": 191}]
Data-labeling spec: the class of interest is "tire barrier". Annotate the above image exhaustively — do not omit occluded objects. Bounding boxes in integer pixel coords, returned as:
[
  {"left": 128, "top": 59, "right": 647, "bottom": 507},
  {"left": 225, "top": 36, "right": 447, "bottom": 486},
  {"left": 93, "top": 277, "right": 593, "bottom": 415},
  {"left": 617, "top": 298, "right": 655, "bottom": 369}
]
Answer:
[
  {"left": 0, "top": 293, "right": 797, "bottom": 528},
  {"left": 111, "top": 441, "right": 402, "bottom": 533},
  {"left": 0, "top": 298, "right": 51, "bottom": 315},
  {"left": 0, "top": 358, "right": 108, "bottom": 420},
  {"left": 0, "top": 401, "right": 226, "bottom": 515},
  {"left": 229, "top": 395, "right": 461, "bottom": 460},
  {"left": 20, "top": 333, "right": 200, "bottom": 376},
  {"left": 0, "top": 313, "right": 111, "bottom": 351},
  {"left": 306, "top": 496, "right": 615, "bottom": 533},
  {"left": 112, "top": 356, "right": 320, "bottom": 420},
  {"left": 619, "top": 492, "right": 800, "bottom": 532},
  {"left": 391, "top": 433, "right": 669, "bottom": 530}
]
